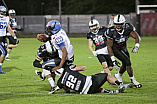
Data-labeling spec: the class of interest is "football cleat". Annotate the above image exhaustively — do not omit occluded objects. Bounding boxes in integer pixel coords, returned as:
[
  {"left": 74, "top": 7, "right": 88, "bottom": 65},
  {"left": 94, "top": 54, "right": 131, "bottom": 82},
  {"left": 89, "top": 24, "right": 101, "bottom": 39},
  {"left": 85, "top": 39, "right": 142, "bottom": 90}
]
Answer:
[
  {"left": 35, "top": 70, "right": 45, "bottom": 81},
  {"left": 114, "top": 73, "right": 123, "bottom": 84},
  {"left": 48, "top": 86, "right": 60, "bottom": 94},
  {"left": 0, "top": 70, "right": 5, "bottom": 74},
  {"left": 118, "top": 83, "right": 133, "bottom": 89},
  {"left": 131, "top": 79, "right": 142, "bottom": 88},
  {"left": 109, "top": 86, "right": 125, "bottom": 93},
  {"left": 5, "top": 57, "right": 11, "bottom": 61}
]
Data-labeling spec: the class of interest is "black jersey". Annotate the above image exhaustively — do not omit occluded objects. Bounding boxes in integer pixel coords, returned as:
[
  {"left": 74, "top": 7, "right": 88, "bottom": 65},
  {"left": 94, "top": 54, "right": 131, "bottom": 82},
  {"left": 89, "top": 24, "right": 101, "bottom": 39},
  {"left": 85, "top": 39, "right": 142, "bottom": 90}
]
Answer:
[
  {"left": 57, "top": 65, "right": 108, "bottom": 94},
  {"left": 106, "top": 23, "right": 135, "bottom": 50},
  {"left": 86, "top": 26, "right": 107, "bottom": 50},
  {"left": 9, "top": 18, "right": 17, "bottom": 32},
  {"left": 37, "top": 43, "right": 59, "bottom": 62},
  {"left": 57, "top": 65, "right": 86, "bottom": 93}
]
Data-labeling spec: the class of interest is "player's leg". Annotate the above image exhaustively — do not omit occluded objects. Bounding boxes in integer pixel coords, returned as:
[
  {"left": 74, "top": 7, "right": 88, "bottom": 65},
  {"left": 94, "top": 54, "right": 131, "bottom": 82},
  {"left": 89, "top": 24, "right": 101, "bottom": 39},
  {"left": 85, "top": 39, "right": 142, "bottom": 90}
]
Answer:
[
  {"left": 5, "top": 36, "right": 18, "bottom": 60},
  {"left": 0, "top": 44, "right": 7, "bottom": 74},
  {"left": 97, "top": 54, "right": 111, "bottom": 74}
]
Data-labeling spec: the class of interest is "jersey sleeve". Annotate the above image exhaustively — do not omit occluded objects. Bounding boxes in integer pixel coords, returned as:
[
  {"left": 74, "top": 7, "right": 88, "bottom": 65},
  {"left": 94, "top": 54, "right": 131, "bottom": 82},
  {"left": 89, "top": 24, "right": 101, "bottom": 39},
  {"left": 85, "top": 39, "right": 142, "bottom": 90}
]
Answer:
[
  {"left": 105, "top": 28, "right": 113, "bottom": 39},
  {"left": 125, "top": 23, "right": 136, "bottom": 32},
  {"left": 86, "top": 32, "right": 91, "bottom": 39}
]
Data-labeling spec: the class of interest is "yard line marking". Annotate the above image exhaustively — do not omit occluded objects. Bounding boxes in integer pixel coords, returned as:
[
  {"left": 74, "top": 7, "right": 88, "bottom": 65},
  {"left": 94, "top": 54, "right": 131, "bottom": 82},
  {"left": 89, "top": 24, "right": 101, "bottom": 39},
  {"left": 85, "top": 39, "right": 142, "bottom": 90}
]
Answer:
[{"left": 0, "top": 92, "right": 154, "bottom": 99}]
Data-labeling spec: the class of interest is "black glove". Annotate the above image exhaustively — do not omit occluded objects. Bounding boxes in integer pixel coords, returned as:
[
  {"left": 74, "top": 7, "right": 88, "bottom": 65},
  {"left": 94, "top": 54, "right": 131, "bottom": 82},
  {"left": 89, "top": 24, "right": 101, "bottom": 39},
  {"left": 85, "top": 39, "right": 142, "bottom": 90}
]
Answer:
[{"left": 44, "top": 66, "right": 52, "bottom": 70}]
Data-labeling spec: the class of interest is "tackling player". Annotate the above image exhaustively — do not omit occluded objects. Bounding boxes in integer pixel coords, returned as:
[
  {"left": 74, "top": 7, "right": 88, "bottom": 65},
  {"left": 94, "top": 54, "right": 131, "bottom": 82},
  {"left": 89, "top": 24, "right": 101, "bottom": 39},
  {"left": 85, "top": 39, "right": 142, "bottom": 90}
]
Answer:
[
  {"left": 0, "top": 6, "right": 18, "bottom": 74},
  {"left": 86, "top": 19, "right": 113, "bottom": 74},
  {"left": 106, "top": 14, "right": 142, "bottom": 88}
]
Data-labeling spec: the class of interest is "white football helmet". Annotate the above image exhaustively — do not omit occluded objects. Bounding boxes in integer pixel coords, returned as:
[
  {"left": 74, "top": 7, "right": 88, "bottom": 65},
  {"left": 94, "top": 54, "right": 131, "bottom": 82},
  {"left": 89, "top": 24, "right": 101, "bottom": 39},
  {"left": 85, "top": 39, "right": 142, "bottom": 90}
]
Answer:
[
  {"left": 8, "top": 9, "right": 16, "bottom": 18},
  {"left": 113, "top": 14, "right": 126, "bottom": 31},
  {"left": 89, "top": 19, "right": 100, "bottom": 34}
]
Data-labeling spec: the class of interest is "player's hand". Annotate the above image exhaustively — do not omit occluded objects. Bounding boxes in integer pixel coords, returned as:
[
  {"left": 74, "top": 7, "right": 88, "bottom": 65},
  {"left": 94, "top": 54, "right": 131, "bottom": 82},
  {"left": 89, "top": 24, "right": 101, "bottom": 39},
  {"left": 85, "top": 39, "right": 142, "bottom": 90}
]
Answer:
[
  {"left": 92, "top": 51, "right": 97, "bottom": 56},
  {"left": 16, "top": 38, "right": 19, "bottom": 44},
  {"left": 113, "top": 60, "right": 120, "bottom": 70},
  {"left": 52, "top": 66, "right": 61, "bottom": 72},
  {"left": 132, "top": 46, "right": 139, "bottom": 53}
]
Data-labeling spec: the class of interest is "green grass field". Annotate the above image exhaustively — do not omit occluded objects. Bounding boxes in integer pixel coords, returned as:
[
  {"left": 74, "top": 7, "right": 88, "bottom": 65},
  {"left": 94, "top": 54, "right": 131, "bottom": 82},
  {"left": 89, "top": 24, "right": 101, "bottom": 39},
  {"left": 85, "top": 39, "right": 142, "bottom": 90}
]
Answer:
[{"left": 0, "top": 36, "right": 157, "bottom": 104}]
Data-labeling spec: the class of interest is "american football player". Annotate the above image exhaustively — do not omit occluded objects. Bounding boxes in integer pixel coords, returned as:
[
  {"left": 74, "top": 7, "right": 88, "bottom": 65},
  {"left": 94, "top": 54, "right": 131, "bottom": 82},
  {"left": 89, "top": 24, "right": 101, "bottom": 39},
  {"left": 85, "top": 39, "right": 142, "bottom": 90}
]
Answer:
[
  {"left": 57, "top": 64, "right": 126, "bottom": 94},
  {"left": 0, "top": 6, "right": 18, "bottom": 74},
  {"left": 46, "top": 20, "right": 75, "bottom": 72},
  {"left": 5, "top": 9, "right": 22, "bottom": 61},
  {"left": 86, "top": 19, "right": 113, "bottom": 74},
  {"left": 106, "top": 14, "right": 142, "bottom": 88}
]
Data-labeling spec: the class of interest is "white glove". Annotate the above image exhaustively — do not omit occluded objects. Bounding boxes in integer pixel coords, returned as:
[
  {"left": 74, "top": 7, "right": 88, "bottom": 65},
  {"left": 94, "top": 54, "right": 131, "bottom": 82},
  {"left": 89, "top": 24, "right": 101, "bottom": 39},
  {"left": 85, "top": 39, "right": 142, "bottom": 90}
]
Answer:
[
  {"left": 111, "top": 56, "right": 120, "bottom": 70},
  {"left": 132, "top": 43, "right": 139, "bottom": 53},
  {"left": 92, "top": 51, "right": 97, "bottom": 56}
]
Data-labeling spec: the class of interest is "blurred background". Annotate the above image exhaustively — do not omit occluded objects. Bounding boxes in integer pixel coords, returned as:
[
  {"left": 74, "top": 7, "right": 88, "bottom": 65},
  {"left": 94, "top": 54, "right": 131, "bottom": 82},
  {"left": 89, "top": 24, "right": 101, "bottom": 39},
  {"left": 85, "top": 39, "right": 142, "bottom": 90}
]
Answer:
[{"left": 1, "top": 0, "right": 157, "bottom": 37}]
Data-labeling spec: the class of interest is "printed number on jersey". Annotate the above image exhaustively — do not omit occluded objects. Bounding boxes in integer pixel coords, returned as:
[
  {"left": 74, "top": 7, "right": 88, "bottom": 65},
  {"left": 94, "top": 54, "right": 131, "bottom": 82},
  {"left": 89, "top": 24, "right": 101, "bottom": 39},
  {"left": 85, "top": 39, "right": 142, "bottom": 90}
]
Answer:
[
  {"left": 93, "top": 35, "right": 104, "bottom": 45},
  {"left": 0, "top": 22, "right": 7, "bottom": 29}
]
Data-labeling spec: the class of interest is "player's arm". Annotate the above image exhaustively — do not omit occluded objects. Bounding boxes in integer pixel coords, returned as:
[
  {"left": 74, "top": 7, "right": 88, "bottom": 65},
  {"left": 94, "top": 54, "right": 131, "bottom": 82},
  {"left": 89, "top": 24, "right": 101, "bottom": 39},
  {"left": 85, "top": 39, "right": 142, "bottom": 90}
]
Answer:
[
  {"left": 107, "top": 38, "right": 120, "bottom": 70},
  {"left": 33, "top": 56, "right": 43, "bottom": 68},
  {"left": 7, "top": 23, "right": 16, "bottom": 37},
  {"left": 130, "top": 31, "right": 141, "bottom": 53},
  {"left": 88, "top": 39, "right": 97, "bottom": 56},
  {"left": 52, "top": 46, "right": 67, "bottom": 72},
  {"left": 107, "top": 38, "right": 114, "bottom": 56}
]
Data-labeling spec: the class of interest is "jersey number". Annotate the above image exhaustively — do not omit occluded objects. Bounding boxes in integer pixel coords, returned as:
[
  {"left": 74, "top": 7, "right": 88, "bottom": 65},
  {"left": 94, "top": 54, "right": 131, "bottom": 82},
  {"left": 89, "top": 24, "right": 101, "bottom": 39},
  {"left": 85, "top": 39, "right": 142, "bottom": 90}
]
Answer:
[
  {"left": 66, "top": 75, "right": 77, "bottom": 89},
  {"left": 0, "top": 22, "right": 7, "bottom": 29}
]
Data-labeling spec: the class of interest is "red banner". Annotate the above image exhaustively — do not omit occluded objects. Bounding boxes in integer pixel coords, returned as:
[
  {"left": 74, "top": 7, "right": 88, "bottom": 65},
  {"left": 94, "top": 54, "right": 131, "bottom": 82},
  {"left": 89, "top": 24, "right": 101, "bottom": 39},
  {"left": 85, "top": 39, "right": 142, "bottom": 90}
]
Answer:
[{"left": 140, "top": 13, "right": 157, "bottom": 35}]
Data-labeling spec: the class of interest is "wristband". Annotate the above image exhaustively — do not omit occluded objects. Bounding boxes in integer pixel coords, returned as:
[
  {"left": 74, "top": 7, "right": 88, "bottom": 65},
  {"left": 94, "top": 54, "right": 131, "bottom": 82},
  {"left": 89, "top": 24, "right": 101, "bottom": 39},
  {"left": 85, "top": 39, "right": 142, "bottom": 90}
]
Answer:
[
  {"left": 135, "top": 43, "right": 140, "bottom": 48},
  {"left": 14, "top": 36, "right": 17, "bottom": 39},
  {"left": 110, "top": 56, "right": 115, "bottom": 62}
]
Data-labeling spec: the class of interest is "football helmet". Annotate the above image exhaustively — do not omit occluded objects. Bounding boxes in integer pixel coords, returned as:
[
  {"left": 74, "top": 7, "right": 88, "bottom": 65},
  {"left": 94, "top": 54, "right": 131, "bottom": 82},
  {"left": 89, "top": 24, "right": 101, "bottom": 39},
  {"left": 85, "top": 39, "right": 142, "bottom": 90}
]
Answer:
[
  {"left": 89, "top": 19, "right": 100, "bottom": 34},
  {"left": 113, "top": 14, "right": 126, "bottom": 31},
  {"left": 8, "top": 9, "right": 16, "bottom": 18},
  {"left": 46, "top": 20, "right": 61, "bottom": 35},
  {"left": 0, "top": 6, "right": 6, "bottom": 16}
]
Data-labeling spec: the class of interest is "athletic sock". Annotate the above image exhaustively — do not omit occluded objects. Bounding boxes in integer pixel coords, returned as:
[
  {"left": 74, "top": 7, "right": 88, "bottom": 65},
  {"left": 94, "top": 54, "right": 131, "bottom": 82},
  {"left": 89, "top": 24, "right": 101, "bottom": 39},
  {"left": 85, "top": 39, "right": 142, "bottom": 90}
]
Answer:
[
  {"left": 48, "top": 77, "right": 56, "bottom": 87},
  {"left": 6, "top": 53, "right": 10, "bottom": 58},
  {"left": 114, "top": 80, "right": 121, "bottom": 86},
  {"left": 130, "top": 76, "right": 136, "bottom": 82},
  {"left": 0, "top": 63, "right": 3, "bottom": 71}
]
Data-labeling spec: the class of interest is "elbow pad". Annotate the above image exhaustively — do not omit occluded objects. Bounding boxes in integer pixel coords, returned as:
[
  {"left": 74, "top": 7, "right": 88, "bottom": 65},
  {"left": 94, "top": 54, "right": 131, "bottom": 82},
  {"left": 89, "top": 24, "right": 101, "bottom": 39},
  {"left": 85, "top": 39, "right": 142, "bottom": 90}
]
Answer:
[{"left": 33, "top": 59, "right": 42, "bottom": 68}]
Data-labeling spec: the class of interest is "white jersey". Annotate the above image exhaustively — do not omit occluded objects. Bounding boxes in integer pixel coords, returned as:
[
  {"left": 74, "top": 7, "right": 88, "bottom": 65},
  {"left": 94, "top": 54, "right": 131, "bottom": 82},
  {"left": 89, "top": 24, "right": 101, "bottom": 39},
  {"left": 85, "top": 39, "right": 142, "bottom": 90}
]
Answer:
[
  {"left": 7, "top": 18, "right": 17, "bottom": 36},
  {"left": 50, "top": 29, "right": 74, "bottom": 61},
  {"left": 0, "top": 16, "right": 9, "bottom": 37}
]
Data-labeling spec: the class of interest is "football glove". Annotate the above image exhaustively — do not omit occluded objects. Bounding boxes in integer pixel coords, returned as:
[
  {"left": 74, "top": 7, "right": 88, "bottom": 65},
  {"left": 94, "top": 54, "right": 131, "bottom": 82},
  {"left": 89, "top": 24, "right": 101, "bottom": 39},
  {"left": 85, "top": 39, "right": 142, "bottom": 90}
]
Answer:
[
  {"left": 132, "top": 43, "right": 139, "bottom": 53},
  {"left": 92, "top": 51, "right": 97, "bottom": 56},
  {"left": 111, "top": 56, "right": 120, "bottom": 70},
  {"left": 14, "top": 36, "right": 19, "bottom": 44},
  {"left": 113, "top": 60, "right": 121, "bottom": 70}
]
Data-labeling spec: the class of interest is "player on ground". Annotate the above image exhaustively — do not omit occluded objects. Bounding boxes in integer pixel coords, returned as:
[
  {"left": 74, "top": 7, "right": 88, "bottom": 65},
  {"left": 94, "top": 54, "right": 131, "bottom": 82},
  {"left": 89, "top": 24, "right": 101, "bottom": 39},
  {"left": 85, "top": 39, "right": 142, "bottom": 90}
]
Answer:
[
  {"left": 0, "top": 6, "right": 18, "bottom": 74},
  {"left": 86, "top": 18, "right": 113, "bottom": 74},
  {"left": 56, "top": 64, "right": 125, "bottom": 94},
  {"left": 106, "top": 14, "right": 142, "bottom": 88},
  {"left": 5, "top": 9, "right": 21, "bottom": 61}
]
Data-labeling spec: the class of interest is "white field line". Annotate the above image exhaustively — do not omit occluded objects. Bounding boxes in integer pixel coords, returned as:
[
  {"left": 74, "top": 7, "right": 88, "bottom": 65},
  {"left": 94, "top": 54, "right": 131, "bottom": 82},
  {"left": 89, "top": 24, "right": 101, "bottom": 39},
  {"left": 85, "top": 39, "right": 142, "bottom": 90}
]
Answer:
[{"left": 0, "top": 92, "right": 154, "bottom": 99}]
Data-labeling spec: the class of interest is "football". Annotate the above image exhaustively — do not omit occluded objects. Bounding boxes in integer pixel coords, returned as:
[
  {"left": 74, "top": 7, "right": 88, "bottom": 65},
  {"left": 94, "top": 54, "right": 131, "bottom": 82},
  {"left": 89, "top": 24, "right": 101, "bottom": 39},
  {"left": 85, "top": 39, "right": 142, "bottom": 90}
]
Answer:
[{"left": 37, "top": 34, "right": 48, "bottom": 42}]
